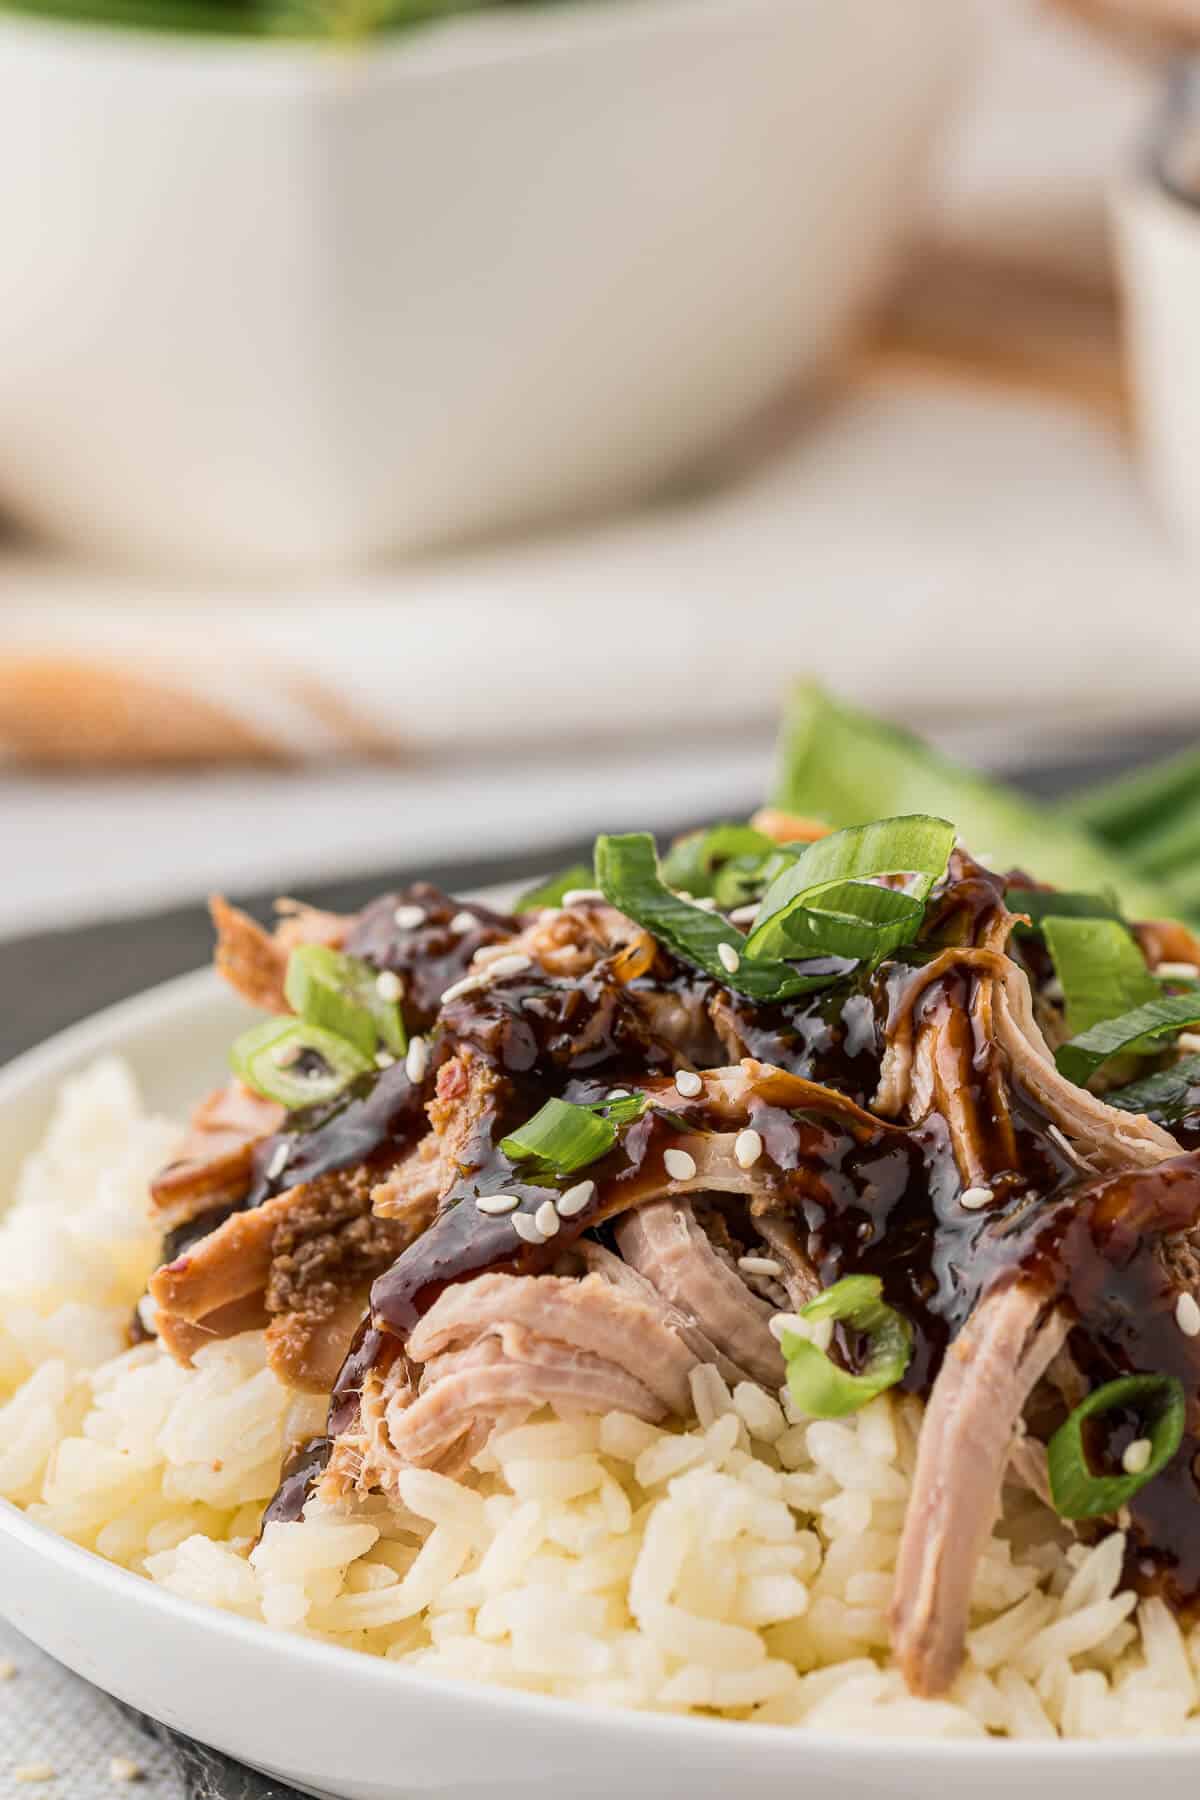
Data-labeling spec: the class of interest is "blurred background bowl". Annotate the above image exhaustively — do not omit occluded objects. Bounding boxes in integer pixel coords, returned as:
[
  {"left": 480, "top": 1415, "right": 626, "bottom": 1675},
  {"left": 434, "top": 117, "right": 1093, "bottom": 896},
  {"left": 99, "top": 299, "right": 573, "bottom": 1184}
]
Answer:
[{"left": 0, "top": 0, "right": 964, "bottom": 577}]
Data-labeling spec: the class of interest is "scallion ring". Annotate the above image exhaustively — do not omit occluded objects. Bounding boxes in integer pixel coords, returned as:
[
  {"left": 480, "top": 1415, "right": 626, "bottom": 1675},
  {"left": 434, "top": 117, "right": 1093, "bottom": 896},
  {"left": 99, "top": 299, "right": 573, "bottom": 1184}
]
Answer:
[
  {"left": 230, "top": 1017, "right": 373, "bottom": 1109},
  {"left": 780, "top": 1275, "right": 913, "bottom": 1419},
  {"left": 284, "top": 944, "right": 407, "bottom": 1058},
  {"left": 1047, "top": 1373, "right": 1186, "bottom": 1520},
  {"left": 743, "top": 814, "right": 955, "bottom": 967},
  {"left": 501, "top": 1097, "right": 621, "bottom": 1175}
]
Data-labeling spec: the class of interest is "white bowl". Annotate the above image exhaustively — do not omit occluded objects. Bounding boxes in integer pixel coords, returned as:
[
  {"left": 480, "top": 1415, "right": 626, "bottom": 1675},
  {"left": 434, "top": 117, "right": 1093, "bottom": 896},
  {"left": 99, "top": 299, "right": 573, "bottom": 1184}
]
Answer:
[
  {"left": 1114, "top": 166, "right": 1200, "bottom": 558},
  {"left": 0, "top": 0, "right": 963, "bottom": 575},
  {"left": 3, "top": 967, "right": 1200, "bottom": 1794}
]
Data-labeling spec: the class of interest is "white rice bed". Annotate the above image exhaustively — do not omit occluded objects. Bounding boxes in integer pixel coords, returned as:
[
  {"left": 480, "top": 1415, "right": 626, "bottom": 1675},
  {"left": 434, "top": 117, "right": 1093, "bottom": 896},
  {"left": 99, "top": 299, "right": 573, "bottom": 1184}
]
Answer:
[{"left": 4, "top": 1061, "right": 1200, "bottom": 1740}]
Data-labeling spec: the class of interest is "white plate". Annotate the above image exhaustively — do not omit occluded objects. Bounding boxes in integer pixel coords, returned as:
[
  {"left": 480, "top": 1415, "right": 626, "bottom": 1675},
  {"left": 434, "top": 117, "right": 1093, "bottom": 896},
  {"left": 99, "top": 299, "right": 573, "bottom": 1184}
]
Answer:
[
  {"left": 3, "top": 969, "right": 1200, "bottom": 1795},
  {"left": 0, "top": 0, "right": 964, "bottom": 573}
]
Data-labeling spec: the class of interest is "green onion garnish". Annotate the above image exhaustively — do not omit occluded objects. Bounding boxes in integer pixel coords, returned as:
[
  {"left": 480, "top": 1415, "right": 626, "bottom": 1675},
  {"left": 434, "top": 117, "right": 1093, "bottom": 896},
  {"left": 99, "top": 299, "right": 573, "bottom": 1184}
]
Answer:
[
  {"left": 584, "top": 1091, "right": 650, "bottom": 1129},
  {"left": 1047, "top": 1373, "right": 1186, "bottom": 1520},
  {"left": 514, "top": 863, "right": 596, "bottom": 914},
  {"left": 1040, "top": 916, "right": 1157, "bottom": 1038},
  {"left": 594, "top": 833, "right": 837, "bottom": 1002},
  {"left": 1105, "top": 1054, "right": 1200, "bottom": 1123},
  {"left": 284, "top": 944, "right": 407, "bottom": 1059},
  {"left": 1007, "top": 888, "right": 1125, "bottom": 933},
  {"left": 780, "top": 1275, "right": 913, "bottom": 1419},
  {"left": 742, "top": 815, "right": 955, "bottom": 965},
  {"left": 501, "top": 1097, "right": 622, "bottom": 1175},
  {"left": 230, "top": 1017, "right": 373, "bottom": 1109},
  {"left": 1056, "top": 992, "right": 1200, "bottom": 1087},
  {"left": 661, "top": 824, "right": 776, "bottom": 905},
  {"left": 771, "top": 683, "right": 1174, "bottom": 919}
]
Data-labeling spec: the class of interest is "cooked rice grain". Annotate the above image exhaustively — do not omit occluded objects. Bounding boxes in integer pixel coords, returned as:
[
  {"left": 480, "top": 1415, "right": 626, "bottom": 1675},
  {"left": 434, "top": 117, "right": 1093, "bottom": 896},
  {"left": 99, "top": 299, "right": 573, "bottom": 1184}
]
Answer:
[{"left": 5, "top": 1061, "right": 1200, "bottom": 1737}]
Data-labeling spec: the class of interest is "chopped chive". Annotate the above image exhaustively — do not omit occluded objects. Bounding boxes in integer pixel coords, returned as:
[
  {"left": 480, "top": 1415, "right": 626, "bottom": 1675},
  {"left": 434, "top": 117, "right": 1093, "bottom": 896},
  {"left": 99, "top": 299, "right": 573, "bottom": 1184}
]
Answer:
[
  {"left": 230, "top": 1017, "right": 373, "bottom": 1109},
  {"left": 780, "top": 1275, "right": 913, "bottom": 1419},
  {"left": 284, "top": 944, "right": 406, "bottom": 1058},
  {"left": 1047, "top": 1373, "right": 1185, "bottom": 1520}
]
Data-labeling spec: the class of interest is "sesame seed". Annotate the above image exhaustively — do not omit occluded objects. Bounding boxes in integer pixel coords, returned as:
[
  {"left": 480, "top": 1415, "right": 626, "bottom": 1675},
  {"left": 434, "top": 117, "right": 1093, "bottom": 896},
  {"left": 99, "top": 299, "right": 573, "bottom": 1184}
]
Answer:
[
  {"left": 729, "top": 904, "right": 759, "bottom": 926},
  {"left": 608, "top": 1088, "right": 631, "bottom": 1101},
  {"left": 693, "top": 897, "right": 719, "bottom": 913},
  {"left": 15, "top": 1767, "right": 55, "bottom": 1785},
  {"left": 1179, "top": 1033, "right": 1200, "bottom": 1054},
  {"left": 440, "top": 973, "right": 486, "bottom": 1004},
  {"left": 717, "top": 942, "right": 740, "bottom": 975},
  {"left": 476, "top": 1192, "right": 520, "bottom": 1215},
  {"left": 562, "top": 888, "right": 604, "bottom": 907},
  {"left": 1157, "top": 961, "right": 1199, "bottom": 980},
  {"left": 557, "top": 1179, "right": 595, "bottom": 1218},
  {"left": 960, "top": 1185, "right": 993, "bottom": 1211},
  {"left": 1122, "top": 1437, "right": 1153, "bottom": 1476},
  {"left": 738, "top": 1255, "right": 783, "bottom": 1277},
  {"left": 770, "top": 1312, "right": 833, "bottom": 1353},
  {"left": 405, "top": 1036, "right": 428, "bottom": 1084},
  {"left": 109, "top": 1758, "right": 143, "bottom": 1784},
  {"left": 734, "top": 1128, "right": 763, "bottom": 1169},
  {"left": 0, "top": 1659, "right": 16, "bottom": 1680},
  {"left": 512, "top": 1212, "right": 546, "bottom": 1245},
  {"left": 472, "top": 941, "right": 517, "bottom": 967},
  {"left": 1177, "top": 1292, "right": 1200, "bottom": 1337},
  {"left": 449, "top": 911, "right": 477, "bottom": 933},
  {"left": 674, "top": 1069, "right": 703, "bottom": 1098},
  {"left": 484, "top": 952, "right": 531, "bottom": 981},
  {"left": 393, "top": 904, "right": 427, "bottom": 931},
  {"left": 534, "top": 1200, "right": 561, "bottom": 1238},
  {"left": 375, "top": 970, "right": 404, "bottom": 1002},
  {"left": 375, "top": 1051, "right": 396, "bottom": 1069},
  {"left": 664, "top": 1147, "right": 697, "bottom": 1181},
  {"left": 266, "top": 1140, "right": 290, "bottom": 1182}
]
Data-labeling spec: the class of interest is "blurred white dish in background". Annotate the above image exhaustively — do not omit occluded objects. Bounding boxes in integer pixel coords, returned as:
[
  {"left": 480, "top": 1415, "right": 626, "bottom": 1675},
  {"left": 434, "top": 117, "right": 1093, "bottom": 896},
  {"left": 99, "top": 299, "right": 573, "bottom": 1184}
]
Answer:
[
  {"left": 1114, "top": 146, "right": 1200, "bottom": 557},
  {"left": 0, "top": 0, "right": 963, "bottom": 576}
]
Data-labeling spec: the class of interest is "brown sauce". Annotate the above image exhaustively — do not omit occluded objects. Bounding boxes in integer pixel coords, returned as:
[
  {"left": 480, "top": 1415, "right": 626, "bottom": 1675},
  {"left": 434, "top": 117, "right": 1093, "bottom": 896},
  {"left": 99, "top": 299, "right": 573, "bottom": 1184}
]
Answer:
[{"left": 261, "top": 857, "right": 1200, "bottom": 1605}]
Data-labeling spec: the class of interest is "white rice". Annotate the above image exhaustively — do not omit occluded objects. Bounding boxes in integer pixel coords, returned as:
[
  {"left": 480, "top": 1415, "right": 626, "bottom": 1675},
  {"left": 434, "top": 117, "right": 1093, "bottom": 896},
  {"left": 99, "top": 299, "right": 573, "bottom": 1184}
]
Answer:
[{"left": 5, "top": 1058, "right": 1200, "bottom": 1739}]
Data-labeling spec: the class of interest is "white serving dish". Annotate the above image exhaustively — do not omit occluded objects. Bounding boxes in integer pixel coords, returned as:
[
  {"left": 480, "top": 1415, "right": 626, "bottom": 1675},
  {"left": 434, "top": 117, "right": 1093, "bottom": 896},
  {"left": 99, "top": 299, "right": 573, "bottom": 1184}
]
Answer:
[
  {"left": 1114, "top": 163, "right": 1200, "bottom": 558},
  {"left": 3, "top": 967, "right": 1200, "bottom": 1795},
  {"left": 0, "top": 0, "right": 963, "bottom": 576}
]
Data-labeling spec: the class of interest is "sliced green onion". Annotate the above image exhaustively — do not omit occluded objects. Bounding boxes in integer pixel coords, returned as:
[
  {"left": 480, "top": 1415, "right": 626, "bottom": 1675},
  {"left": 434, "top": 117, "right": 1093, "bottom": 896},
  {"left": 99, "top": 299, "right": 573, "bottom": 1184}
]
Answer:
[
  {"left": 514, "top": 863, "right": 595, "bottom": 914},
  {"left": 771, "top": 683, "right": 1174, "bottom": 919},
  {"left": 1047, "top": 1374, "right": 1186, "bottom": 1520},
  {"left": 1041, "top": 917, "right": 1157, "bottom": 1038},
  {"left": 500, "top": 1098, "right": 619, "bottom": 1174},
  {"left": 583, "top": 1091, "right": 650, "bottom": 1129},
  {"left": 780, "top": 1275, "right": 913, "bottom": 1419},
  {"left": 1056, "top": 993, "right": 1200, "bottom": 1086},
  {"left": 661, "top": 824, "right": 775, "bottom": 902},
  {"left": 743, "top": 815, "right": 955, "bottom": 965},
  {"left": 1104, "top": 1055, "right": 1200, "bottom": 1123},
  {"left": 230, "top": 1017, "right": 373, "bottom": 1109},
  {"left": 284, "top": 944, "right": 406, "bottom": 1058},
  {"left": 1007, "top": 888, "right": 1125, "bottom": 933},
  {"left": 594, "top": 833, "right": 837, "bottom": 1003}
]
